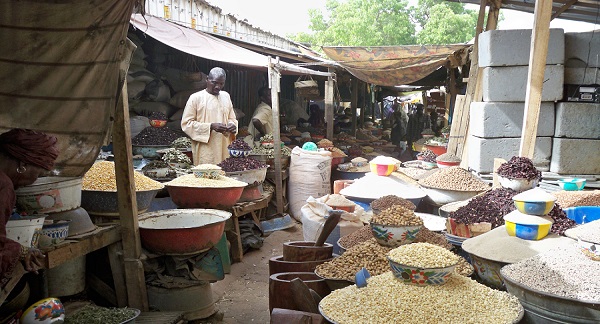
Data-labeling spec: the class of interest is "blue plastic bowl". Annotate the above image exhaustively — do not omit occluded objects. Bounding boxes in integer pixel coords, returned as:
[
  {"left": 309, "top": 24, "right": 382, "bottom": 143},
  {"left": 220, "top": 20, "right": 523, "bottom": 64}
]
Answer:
[
  {"left": 355, "top": 268, "right": 371, "bottom": 288},
  {"left": 564, "top": 206, "right": 600, "bottom": 224}
]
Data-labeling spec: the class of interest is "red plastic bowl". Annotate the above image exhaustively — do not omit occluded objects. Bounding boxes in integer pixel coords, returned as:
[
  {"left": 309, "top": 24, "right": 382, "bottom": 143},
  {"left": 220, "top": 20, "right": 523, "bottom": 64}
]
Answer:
[
  {"left": 138, "top": 209, "right": 231, "bottom": 254},
  {"left": 425, "top": 144, "right": 447, "bottom": 156},
  {"left": 166, "top": 185, "right": 245, "bottom": 209},
  {"left": 149, "top": 119, "right": 167, "bottom": 128}
]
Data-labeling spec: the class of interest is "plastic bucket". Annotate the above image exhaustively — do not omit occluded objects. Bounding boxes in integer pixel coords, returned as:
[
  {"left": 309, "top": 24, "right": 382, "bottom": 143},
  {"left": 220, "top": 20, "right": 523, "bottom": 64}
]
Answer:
[
  {"left": 15, "top": 177, "right": 82, "bottom": 214},
  {"left": 6, "top": 215, "right": 46, "bottom": 247}
]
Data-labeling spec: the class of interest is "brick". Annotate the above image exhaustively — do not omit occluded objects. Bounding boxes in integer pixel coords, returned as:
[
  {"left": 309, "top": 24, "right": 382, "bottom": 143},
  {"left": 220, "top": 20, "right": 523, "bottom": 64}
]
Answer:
[
  {"left": 468, "top": 136, "right": 552, "bottom": 173},
  {"left": 479, "top": 29, "right": 565, "bottom": 67},
  {"left": 564, "top": 67, "right": 600, "bottom": 85},
  {"left": 565, "top": 32, "right": 600, "bottom": 68},
  {"left": 555, "top": 102, "right": 600, "bottom": 139},
  {"left": 482, "top": 65, "right": 564, "bottom": 102},
  {"left": 470, "top": 102, "right": 555, "bottom": 138},
  {"left": 550, "top": 138, "right": 600, "bottom": 174}
]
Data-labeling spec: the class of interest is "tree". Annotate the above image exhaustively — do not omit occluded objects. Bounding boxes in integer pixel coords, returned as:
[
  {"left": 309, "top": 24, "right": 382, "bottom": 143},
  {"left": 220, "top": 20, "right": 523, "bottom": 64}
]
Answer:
[
  {"left": 290, "top": 0, "right": 484, "bottom": 48},
  {"left": 292, "top": 0, "right": 415, "bottom": 47}
]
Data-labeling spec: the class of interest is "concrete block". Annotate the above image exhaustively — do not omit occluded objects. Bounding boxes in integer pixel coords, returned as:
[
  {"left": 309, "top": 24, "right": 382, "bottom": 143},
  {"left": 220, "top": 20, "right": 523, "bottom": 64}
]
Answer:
[
  {"left": 482, "top": 65, "right": 564, "bottom": 102},
  {"left": 551, "top": 138, "right": 600, "bottom": 174},
  {"left": 565, "top": 67, "right": 600, "bottom": 85},
  {"left": 468, "top": 136, "right": 552, "bottom": 173},
  {"left": 470, "top": 102, "right": 555, "bottom": 138},
  {"left": 555, "top": 102, "right": 600, "bottom": 139},
  {"left": 565, "top": 32, "right": 600, "bottom": 68},
  {"left": 479, "top": 29, "right": 565, "bottom": 67}
]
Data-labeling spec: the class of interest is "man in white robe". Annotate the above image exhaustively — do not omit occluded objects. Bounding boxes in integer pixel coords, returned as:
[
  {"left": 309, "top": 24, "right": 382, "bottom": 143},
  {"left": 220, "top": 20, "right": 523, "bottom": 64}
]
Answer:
[
  {"left": 248, "top": 86, "right": 273, "bottom": 140},
  {"left": 181, "top": 67, "right": 238, "bottom": 165}
]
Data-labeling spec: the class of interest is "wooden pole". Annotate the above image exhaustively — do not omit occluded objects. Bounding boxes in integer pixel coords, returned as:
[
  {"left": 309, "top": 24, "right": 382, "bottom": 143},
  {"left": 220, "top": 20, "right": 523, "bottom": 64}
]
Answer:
[
  {"left": 351, "top": 78, "right": 358, "bottom": 135},
  {"left": 325, "top": 69, "right": 334, "bottom": 139},
  {"left": 519, "top": 0, "right": 552, "bottom": 158},
  {"left": 447, "top": 0, "right": 489, "bottom": 157},
  {"left": 269, "top": 57, "right": 284, "bottom": 214},
  {"left": 359, "top": 83, "right": 366, "bottom": 127},
  {"left": 112, "top": 82, "right": 149, "bottom": 310}
]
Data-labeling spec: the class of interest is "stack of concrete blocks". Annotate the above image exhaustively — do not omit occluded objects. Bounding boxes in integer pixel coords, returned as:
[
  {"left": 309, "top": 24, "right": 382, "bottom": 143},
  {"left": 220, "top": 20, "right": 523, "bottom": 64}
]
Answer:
[
  {"left": 552, "top": 31, "right": 600, "bottom": 175},
  {"left": 468, "top": 29, "right": 564, "bottom": 174}
]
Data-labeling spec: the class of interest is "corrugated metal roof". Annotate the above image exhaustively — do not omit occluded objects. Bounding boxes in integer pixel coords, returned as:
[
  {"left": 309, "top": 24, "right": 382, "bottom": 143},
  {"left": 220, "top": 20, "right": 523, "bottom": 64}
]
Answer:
[{"left": 446, "top": 0, "right": 600, "bottom": 24}]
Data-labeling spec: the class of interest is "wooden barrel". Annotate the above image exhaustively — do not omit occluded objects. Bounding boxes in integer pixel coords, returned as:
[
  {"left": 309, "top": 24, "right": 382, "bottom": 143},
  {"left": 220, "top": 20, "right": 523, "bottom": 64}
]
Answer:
[
  {"left": 282, "top": 241, "right": 333, "bottom": 262},
  {"left": 269, "top": 272, "right": 330, "bottom": 312},
  {"left": 269, "top": 255, "right": 336, "bottom": 276}
]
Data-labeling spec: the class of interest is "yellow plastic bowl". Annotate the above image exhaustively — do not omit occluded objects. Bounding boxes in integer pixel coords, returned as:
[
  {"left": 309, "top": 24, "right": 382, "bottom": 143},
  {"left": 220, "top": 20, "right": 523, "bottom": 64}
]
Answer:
[
  {"left": 370, "top": 163, "right": 395, "bottom": 176},
  {"left": 505, "top": 220, "right": 551, "bottom": 240}
]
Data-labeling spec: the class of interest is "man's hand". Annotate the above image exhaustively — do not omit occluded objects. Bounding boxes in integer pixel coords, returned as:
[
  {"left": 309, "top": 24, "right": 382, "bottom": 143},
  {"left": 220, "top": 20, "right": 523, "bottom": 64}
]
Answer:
[
  {"left": 226, "top": 122, "right": 236, "bottom": 133},
  {"left": 210, "top": 123, "right": 229, "bottom": 133},
  {"left": 22, "top": 247, "right": 45, "bottom": 274}
]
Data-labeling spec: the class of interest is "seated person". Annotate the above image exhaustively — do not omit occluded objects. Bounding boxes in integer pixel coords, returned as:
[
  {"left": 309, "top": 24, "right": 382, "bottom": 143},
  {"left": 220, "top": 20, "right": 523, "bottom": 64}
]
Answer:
[
  {"left": 248, "top": 86, "right": 273, "bottom": 140},
  {"left": 308, "top": 104, "right": 325, "bottom": 128}
]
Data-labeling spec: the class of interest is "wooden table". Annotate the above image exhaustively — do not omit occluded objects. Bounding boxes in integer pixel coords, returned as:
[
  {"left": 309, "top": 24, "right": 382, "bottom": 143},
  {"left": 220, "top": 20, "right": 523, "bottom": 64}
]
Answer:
[
  {"left": 0, "top": 225, "right": 122, "bottom": 305},
  {"left": 226, "top": 191, "right": 273, "bottom": 263}
]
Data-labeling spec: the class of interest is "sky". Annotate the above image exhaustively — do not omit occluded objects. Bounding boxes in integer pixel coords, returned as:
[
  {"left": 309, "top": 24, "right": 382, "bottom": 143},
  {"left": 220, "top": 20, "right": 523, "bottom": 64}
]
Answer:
[{"left": 211, "top": 0, "right": 598, "bottom": 37}]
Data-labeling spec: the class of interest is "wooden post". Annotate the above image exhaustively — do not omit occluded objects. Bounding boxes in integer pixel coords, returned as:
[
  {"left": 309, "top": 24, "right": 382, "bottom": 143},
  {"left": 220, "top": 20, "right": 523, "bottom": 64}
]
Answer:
[
  {"left": 269, "top": 58, "right": 284, "bottom": 214},
  {"left": 351, "top": 78, "right": 358, "bottom": 135},
  {"left": 447, "top": 0, "right": 489, "bottom": 157},
  {"left": 325, "top": 69, "right": 334, "bottom": 140},
  {"left": 519, "top": 0, "right": 552, "bottom": 158},
  {"left": 359, "top": 83, "right": 366, "bottom": 127},
  {"left": 112, "top": 82, "right": 149, "bottom": 310}
]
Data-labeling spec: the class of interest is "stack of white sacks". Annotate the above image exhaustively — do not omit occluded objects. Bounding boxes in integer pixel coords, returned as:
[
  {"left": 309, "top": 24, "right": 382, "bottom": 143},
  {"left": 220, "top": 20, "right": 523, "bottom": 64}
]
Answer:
[
  {"left": 126, "top": 33, "right": 207, "bottom": 138},
  {"left": 468, "top": 29, "right": 600, "bottom": 175}
]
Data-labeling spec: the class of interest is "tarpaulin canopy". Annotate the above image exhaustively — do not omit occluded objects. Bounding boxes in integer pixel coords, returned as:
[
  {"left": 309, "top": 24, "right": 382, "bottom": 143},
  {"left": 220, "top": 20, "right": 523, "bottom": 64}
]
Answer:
[
  {"left": 322, "top": 45, "right": 470, "bottom": 86},
  {"left": 0, "top": 0, "right": 136, "bottom": 176},
  {"left": 130, "top": 14, "right": 332, "bottom": 77}
]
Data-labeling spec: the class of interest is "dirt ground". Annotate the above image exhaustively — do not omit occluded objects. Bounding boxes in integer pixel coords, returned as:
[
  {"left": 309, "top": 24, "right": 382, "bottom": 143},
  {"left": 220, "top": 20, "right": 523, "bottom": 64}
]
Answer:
[{"left": 201, "top": 223, "right": 304, "bottom": 324}]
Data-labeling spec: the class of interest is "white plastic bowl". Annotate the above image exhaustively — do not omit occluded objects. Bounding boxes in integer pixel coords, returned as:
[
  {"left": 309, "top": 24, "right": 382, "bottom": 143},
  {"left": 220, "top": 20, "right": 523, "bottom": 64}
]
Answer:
[
  {"left": 6, "top": 215, "right": 47, "bottom": 247},
  {"left": 498, "top": 175, "right": 539, "bottom": 192},
  {"left": 421, "top": 185, "right": 484, "bottom": 206}
]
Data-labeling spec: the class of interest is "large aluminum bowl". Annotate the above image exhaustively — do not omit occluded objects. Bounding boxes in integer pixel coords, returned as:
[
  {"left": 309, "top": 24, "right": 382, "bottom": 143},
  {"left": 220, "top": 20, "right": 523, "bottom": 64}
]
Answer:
[
  {"left": 225, "top": 167, "right": 268, "bottom": 187},
  {"left": 138, "top": 209, "right": 231, "bottom": 255},
  {"left": 80, "top": 189, "right": 159, "bottom": 217},
  {"left": 166, "top": 185, "right": 245, "bottom": 209},
  {"left": 420, "top": 184, "right": 485, "bottom": 206}
]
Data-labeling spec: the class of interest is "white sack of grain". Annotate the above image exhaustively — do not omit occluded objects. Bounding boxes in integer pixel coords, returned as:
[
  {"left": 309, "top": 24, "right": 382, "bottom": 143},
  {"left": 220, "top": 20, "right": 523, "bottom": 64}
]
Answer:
[{"left": 288, "top": 146, "right": 332, "bottom": 221}]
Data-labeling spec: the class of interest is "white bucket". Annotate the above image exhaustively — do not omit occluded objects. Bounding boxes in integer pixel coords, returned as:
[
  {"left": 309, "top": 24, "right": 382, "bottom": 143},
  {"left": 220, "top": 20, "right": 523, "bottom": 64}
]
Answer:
[
  {"left": 6, "top": 215, "right": 46, "bottom": 247},
  {"left": 15, "top": 177, "right": 82, "bottom": 214}
]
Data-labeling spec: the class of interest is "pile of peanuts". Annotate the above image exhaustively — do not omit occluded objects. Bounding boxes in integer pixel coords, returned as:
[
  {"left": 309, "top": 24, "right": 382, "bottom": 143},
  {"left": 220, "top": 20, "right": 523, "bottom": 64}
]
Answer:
[
  {"left": 388, "top": 242, "right": 459, "bottom": 268},
  {"left": 371, "top": 205, "right": 423, "bottom": 226},
  {"left": 338, "top": 225, "right": 373, "bottom": 250},
  {"left": 315, "top": 239, "right": 391, "bottom": 281},
  {"left": 414, "top": 227, "right": 452, "bottom": 250},
  {"left": 419, "top": 166, "right": 490, "bottom": 191},
  {"left": 319, "top": 272, "right": 522, "bottom": 323},
  {"left": 82, "top": 161, "right": 164, "bottom": 191},
  {"left": 370, "top": 195, "right": 416, "bottom": 211}
]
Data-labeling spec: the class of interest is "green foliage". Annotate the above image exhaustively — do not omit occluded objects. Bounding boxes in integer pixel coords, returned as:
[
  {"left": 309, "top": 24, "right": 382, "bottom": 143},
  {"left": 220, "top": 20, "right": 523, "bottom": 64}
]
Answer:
[{"left": 290, "top": 0, "right": 484, "bottom": 48}]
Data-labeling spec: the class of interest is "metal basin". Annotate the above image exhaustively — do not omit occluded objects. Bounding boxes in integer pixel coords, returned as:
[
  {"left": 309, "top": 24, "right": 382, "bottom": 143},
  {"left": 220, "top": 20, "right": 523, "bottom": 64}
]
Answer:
[
  {"left": 166, "top": 185, "right": 244, "bottom": 209},
  {"left": 132, "top": 144, "right": 171, "bottom": 159},
  {"left": 501, "top": 267, "right": 600, "bottom": 323},
  {"left": 469, "top": 254, "right": 508, "bottom": 290},
  {"left": 421, "top": 185, "right": 484, "bottom": 206},
  {"left": 138, "top": 209, "right": 231, "bottom": 255},
  {"left": 225, "top": 167, "right": 268, "bottom": 187},
  {"left": 46, "top": 207, "right": 96, "bottom": 237},
  {"left": 80, "top": 189, "right": 159, "bottom": 217}
]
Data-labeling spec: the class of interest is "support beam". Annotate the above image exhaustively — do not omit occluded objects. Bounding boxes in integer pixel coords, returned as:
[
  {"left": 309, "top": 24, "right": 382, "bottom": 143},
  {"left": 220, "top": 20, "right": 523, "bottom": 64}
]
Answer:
[
  {"left": 269, "top": 58, "right": 284, "bottom": 214},
  {"left": 552, "top": 0, "right": 579, "bottom": 20},
  {"left": 113, "top": 82, "right": 149, "bottom": 310},
  {"left": 519, "top": 0, "right": 553, "bottom": 158},
  {"left": 351, "top": 78, "right": 358, "bottom": 135},
  {"left": 325, "top": 69, "right": 334, "bottom": 139}
]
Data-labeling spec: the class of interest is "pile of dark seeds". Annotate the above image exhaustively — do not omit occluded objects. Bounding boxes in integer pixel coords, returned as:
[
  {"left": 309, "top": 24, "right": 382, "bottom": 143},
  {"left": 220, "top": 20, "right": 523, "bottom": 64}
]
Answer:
[
  {"left": 149, "top": 111, "right": 167, "bottom": 120},
  {"left": 228, "top": 139, "right": 252, "bottom": 150},
  {"left": 132, "top": 126, "right": 181, "bottom": 145},
  {"left": 417, "top": 149, "right": 437, "bottom": 163},
  {"left": 497, "top": 156, "right": 541, "bottom": 181},
  {"left": 449, "top": 188, "right": 517, "bottom": 228},
  {"left": 547, "top": 204, "right": 576, "bottom": 235},
  {"left": 218, "top": 157, "right": 268, "bottom": 172}
]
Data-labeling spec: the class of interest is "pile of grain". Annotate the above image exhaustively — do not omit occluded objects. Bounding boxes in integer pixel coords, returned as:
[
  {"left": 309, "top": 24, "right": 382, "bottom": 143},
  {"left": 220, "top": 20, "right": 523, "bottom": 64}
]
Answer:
[
  {"left": 371, "top": 195, "right": 416, "bottom": 211},
  {"left": 552, "top": 190, "right": 600, "bottom": 208},
  {"left": 315, "top": 239, "right": 392, "bottom": 281},
  {"left": 82, "top": 161, "right": 164, "bottom": 191},
  {"left": 419, "top": 166, "right": 489, "bottom": 191}
]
